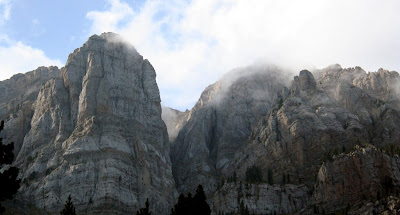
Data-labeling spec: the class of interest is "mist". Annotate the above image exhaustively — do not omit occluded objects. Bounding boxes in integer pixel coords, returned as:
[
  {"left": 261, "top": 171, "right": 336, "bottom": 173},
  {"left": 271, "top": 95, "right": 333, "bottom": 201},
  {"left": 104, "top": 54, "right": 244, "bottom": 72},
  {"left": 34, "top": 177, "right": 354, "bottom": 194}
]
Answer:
[{"left": 84, "top": 0, "right": 400, "bottom": 111}]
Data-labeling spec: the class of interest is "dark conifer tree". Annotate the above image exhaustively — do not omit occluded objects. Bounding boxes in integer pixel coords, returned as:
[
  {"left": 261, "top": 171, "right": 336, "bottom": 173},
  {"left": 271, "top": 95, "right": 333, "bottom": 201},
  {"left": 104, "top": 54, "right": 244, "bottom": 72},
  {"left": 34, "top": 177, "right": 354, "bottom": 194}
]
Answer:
[
  {"left": 60, "top": 195, "right": 76, "bottom": 215},
  {"left": 171, "top": 184, "right": 211, "bottom": 215},
  {"left": 0, "top": 120, "right": 21, "bottom": 214},
  {"left": 193, "top": 185, "right": 211, "bottom": 215},
  {"left": 136, "top": 198, "right": 151, "bottom": 215}
]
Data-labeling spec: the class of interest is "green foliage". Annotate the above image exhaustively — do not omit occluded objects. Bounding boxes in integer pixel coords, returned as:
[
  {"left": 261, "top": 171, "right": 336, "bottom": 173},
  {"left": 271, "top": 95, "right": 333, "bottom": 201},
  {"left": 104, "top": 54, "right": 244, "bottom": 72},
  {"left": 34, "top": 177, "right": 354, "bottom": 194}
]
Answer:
[
  {"left": 171, "top": 185, "right": 211, "bottom": 215},
  {"left": 0, "top": 120, "right": 21, "bottom": 214},
  {"left": 245, "top": 165, "right": 263, "bottom": 183},
  {"left": 136, "top": 198, "right": 151, "bottom": 215},
  {"left": 60, "top": 195, "right": 76, "bottom": 215}
]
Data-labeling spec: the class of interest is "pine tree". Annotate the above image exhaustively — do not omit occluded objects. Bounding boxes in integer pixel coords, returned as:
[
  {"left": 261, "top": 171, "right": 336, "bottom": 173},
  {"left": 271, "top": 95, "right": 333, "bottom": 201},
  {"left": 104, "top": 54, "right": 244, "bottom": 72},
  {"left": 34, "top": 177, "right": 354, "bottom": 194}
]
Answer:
[
  {"left": 136, "top": 198, "right": 152, "bottom": 215},
  {"left": 171, "top": 184, "right": 211, "bottom": 215},
  {"left": 60, "top": 195, "right": 76, "bottom": 215},
  {"left": 193, "top": 185, "right": 211, "bottom": 215},
  {"left": 0, "top": 120, "right": 21, "bottom": 214}
]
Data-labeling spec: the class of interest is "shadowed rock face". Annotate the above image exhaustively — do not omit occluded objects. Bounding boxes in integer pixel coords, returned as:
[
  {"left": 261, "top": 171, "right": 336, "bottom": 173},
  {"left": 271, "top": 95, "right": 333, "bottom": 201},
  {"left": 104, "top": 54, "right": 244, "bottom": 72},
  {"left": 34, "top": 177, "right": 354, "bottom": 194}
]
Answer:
[
  {"left": 213, "top": 183, "right": 310, "bottom": 214},
  {"left": 5, "top": 33, "right": 176, "bottom": 214},
  {"left": 171, "top": 65, "right": 290, "bottom": 195},
  {"left": 310, "top": 146, "right": 400, "bottom": 214},
  {"left": 169, "top": 64, "right": 400, "bottom": 214}
]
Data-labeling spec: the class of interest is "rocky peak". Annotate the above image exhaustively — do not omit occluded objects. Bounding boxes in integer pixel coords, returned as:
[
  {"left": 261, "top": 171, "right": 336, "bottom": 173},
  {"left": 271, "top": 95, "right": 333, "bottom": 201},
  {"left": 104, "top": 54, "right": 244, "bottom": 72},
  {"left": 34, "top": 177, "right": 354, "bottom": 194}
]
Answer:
[
  {"left": 290, "top": 70, "right": 316, "bottom": 95},
  {"left": 171, "top": 65, "right": 289, "bottom": 195},
  {"left": 11, "top": 33, "right": 176, "bottom": 214}
]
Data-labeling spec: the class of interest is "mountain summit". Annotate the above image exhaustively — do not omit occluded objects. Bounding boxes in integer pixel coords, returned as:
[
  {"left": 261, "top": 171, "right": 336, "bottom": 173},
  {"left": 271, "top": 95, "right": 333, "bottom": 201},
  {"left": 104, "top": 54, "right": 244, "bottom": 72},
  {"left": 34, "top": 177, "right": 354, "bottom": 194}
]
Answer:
[{"left": 2, "top": 33, "right": 176, "bottom": 214}]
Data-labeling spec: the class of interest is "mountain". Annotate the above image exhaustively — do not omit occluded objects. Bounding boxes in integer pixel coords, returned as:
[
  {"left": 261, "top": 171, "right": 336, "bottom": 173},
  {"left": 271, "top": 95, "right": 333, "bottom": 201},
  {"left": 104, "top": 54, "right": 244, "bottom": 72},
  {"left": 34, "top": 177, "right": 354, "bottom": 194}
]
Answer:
[
  {"left": 170, "top": 64, "right": 400, "bottom": 214},
  {"left": 1, "top": 32, "right": 400, "bottom": 215},
  {"left": 171, "top": 65, "right": 291, "bottom": 194},
  {"left": 1, "top": 33, "right": 176, "bottom": 214}
]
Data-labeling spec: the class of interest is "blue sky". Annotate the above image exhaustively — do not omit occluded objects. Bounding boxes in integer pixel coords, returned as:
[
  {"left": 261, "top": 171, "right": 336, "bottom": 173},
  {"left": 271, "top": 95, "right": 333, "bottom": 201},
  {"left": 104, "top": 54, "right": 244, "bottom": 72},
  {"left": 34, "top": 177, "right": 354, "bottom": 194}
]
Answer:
[{"left": 1, "top": 0, "right": 400, "bottom": 110}]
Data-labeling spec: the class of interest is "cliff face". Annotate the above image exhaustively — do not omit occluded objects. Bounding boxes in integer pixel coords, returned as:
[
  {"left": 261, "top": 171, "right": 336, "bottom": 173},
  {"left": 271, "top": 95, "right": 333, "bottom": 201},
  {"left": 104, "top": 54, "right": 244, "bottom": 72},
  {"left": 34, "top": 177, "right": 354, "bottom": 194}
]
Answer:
[
  {"left": 169, "top": 65, "right": 400, "bottom": 214},
  {"left": 171, "top": 65, "right": 290, "bottom": 194},
  {"left": 213, "top": 183, "right": 310, "bottom": 214},
  {"left": 3, "top": 33, "right": 176, "bottom": 214},
  {"left": 231, "top": 70, "right": 370, "bottom": 186},
  {"left": 308, "top": 146, "right": 400, "bottom": 214},
  {"left": 0, "top": 67, "right": 60, "bottom": 155}
]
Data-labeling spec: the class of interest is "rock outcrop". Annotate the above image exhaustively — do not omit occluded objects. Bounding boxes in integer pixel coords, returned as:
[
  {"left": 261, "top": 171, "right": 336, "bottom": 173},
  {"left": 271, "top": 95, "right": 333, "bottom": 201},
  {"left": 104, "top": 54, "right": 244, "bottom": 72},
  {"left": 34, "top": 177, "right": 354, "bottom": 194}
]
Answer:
[
  {"left": 169, "top": 64, "right": 400, "bottom": 214},
  {"left": 307, "top": 146, "right": 400, "bottom": 214},
  {"left": 3, "top": 33, "right": 176, "bottom": 214},
  {"left": 213, "top": 182, "right": 310, "bottom": 215},
  {"left": 171, "top": 65, "right": 290, "bottom": 194},
  {"left": 232, "top": 69, "right": 369, "bottom": 186},
  {"left": 0, "top": 67, "right": 60, "bottom": 155}
]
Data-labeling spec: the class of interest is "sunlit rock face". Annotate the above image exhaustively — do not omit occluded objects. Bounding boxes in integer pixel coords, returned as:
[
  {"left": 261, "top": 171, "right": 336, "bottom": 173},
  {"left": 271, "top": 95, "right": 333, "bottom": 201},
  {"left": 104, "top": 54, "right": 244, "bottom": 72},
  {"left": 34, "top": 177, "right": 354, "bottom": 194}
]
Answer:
[
  {"left": 10, "top": 33, "right": 176, "bottom": 214},
  {"left": 171, "top": 65, "right": 290, "bottom": 195},
  {"left": 0, "top": 66, "right": 60, "bottom": 156}
]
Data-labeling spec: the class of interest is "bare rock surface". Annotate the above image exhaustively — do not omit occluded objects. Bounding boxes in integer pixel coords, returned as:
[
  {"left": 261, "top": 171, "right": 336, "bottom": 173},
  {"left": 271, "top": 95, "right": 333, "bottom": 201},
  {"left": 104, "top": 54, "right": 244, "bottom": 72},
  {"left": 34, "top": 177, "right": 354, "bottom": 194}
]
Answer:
[
  {"left": 0, "top": 67, "right": 60, "bottom": 155},
  {"left": 7, "top": 33, "right": 176, "bottom": 214},
  {"left": 232, "top": 69, "right": 369, "bottom": 186},
  {"left": 171, "top": 65, "right": 290, "bottom": 195},
  {"left": 305, "top": 146, "right": 400, "bottom": 214},
  {"left": 213, "top": 182, "right": 310, "bottom": 215}
]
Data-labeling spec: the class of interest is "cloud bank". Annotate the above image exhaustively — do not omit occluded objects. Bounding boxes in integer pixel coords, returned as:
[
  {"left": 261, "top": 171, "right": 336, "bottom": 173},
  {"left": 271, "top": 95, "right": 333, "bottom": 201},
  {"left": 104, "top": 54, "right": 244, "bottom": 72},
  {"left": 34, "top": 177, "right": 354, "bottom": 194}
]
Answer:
[
  {"left": 0, "top": 1, "right": 62, "bottom": 81},
  {"left": 86, "top": 0, "right": 400, "bottom": 110},
  {"left": 0, "top": 36, "right": 63, "bottom": 80}
]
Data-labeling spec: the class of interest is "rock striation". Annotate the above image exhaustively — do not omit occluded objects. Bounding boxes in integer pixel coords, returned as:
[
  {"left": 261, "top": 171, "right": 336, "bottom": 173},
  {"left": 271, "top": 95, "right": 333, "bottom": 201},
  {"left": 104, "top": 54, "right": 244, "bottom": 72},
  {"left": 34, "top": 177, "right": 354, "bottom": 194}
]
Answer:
[
  {"left": 2, "top": 33, "right": 176, "bottom": 214},
  {"left": 0, "top": 67, "right": 61, "bottom": 156},
  {"left": 213, "top": 182, "right": 310, "bottom": 214},
  {"left": 169, "top": 64, "right": 400, "bottom": 214},
  {"left": 308, "top": 146, "right": 400, "bottom": 214},
  {"left": 171, "top": 65, "right": 290, "bottom": 195}
]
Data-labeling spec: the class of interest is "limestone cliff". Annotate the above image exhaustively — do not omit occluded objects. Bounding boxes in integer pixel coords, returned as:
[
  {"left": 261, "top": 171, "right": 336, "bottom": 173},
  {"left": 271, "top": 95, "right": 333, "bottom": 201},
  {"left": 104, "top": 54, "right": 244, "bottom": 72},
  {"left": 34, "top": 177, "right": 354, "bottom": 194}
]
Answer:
[
  {"left": 5, "top": 33, "right": 176, "bottom": 214},
  {"left": 171, "top": 65, "right": 290, "bottom": 195},
  {"left": 307, "top": 146, "right": 400, "bottom": 214},
  {"left": 0, "top": 67, "right": 60, "bottom": 155}
]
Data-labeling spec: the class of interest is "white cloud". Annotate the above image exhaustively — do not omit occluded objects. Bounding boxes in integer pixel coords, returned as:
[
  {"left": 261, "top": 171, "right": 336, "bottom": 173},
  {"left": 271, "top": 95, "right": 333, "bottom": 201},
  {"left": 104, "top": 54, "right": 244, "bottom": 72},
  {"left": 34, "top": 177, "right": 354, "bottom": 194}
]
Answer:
[
  {"left": 0, "top": 0, "right": 11, "bottom": 24},
  {"left": 0, "top": 37, "right": 63, "bottom": 80},
  {"left": 86, "top": 0, "right": 400, "bottom": 110}
]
